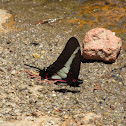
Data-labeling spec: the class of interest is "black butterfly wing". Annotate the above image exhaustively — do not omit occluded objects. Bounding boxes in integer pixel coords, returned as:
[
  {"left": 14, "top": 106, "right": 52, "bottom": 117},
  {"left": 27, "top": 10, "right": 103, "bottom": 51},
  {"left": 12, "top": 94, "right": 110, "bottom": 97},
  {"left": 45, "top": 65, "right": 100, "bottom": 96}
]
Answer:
[
  {"left": 45, "top": 37, "right": 80, "bottom": 70},
  {"left": 67, "top": 48, "right": 81, "bottom": 80},
  {"left": 55, "top": 45, "right": 83, "bottom": 87},
  {"left": 39, "top": 37, "right": 83, "bottom": 86},
  {"left": 25, "top": 37, "right": 83, "bottom": 87}
]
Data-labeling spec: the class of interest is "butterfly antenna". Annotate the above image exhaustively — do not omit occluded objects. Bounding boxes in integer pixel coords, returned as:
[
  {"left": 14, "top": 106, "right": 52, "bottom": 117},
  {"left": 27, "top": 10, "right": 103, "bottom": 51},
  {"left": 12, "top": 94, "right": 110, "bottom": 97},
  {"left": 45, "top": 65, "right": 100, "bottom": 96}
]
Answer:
[{"left": 24, "top": 64, "right": 41, "bottom": 71}]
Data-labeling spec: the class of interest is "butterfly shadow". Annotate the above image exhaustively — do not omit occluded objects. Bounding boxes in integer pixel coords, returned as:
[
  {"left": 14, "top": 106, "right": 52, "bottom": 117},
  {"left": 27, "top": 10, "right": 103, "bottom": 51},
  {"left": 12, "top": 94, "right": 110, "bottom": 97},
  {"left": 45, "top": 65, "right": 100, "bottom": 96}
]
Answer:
[{"left": 54, "top": 88, "right": 80, "bottom": 93}]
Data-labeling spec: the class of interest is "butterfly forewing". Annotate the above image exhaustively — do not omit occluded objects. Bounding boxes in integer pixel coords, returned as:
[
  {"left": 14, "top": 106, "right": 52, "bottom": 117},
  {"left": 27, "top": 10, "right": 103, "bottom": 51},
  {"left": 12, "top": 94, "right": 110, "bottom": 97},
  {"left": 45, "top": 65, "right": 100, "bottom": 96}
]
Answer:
[{"left": 43, "top": 37, "right": 81, "bottom": 81}]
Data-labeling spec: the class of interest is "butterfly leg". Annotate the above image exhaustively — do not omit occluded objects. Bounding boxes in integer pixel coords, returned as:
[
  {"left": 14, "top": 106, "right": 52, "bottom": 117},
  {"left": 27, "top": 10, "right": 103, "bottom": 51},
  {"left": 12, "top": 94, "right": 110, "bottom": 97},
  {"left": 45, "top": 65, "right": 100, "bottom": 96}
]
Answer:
[{"left": 24, "top": 69, "right": 42, "bottom": 83}]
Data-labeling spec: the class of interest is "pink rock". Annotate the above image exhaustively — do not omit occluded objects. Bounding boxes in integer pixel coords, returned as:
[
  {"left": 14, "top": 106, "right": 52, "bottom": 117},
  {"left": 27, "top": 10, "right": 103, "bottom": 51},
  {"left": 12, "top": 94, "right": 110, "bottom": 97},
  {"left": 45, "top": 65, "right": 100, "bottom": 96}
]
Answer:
[{"left": 82, "top": 28, "right": 122, "bottom": 62}]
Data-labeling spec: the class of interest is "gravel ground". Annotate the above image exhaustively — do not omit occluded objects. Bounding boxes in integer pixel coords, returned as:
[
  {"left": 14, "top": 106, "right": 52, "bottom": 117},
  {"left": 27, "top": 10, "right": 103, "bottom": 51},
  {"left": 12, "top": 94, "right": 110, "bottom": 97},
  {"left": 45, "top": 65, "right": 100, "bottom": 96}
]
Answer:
[{"left": 0, "top": 0, "right": 126, "bottom": 125}]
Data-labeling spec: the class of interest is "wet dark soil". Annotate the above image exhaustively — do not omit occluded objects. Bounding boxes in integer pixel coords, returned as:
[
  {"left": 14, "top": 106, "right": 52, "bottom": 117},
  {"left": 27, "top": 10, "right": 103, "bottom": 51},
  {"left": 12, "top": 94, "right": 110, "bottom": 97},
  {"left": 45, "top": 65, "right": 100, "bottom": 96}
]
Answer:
[{"left": 0, "top": 0, "right": 126, "bottom": 125}]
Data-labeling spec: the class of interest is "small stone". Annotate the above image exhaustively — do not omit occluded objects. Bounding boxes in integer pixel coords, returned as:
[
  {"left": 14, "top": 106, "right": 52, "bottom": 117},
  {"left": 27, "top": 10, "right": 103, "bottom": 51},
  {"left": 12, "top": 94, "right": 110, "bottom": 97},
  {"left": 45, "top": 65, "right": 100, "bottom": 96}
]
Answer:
[
  {"left": 110, "top": 105, "right": 115, "bottom": 110},
  {"left": 32, "top": 53, "right": 40, "bottom": 58},
  {"left": 118, "top": 82, "right": 122, "bottom": 85},
  {"left": 31, "top": 112, "right": 38, "bottom": 117},
  {"left": 63, "top": 114, "right": 69, "bottom": 119},
  {"left": 123, "top": 102, "right": 126, "bottom": 110},
  {"left": 9, "top": 49, "right": 13, "bottom": 52},
  {"left": 113, "top": 62, "right": 117, "bottom": 65},
  {"left": 7, "top": 41, "right": 11, "bottom": 44},
  {"left": 52, "top": 93, "right": 56, "bottom": 97},
  {"left": 7, "top": 66, "right": 12, "bottom": 71},
  {"left": 111, "top": 79, "right": 116, "bottom": 83},
  {"left": 11, "top": 70, "right": 17, "bottom": 75},
  {"left": 41, "top": 50, "right": 45, "bottom": 54},
  {"left": 0, "top": 46, "right": 4, "bottom": 54}
]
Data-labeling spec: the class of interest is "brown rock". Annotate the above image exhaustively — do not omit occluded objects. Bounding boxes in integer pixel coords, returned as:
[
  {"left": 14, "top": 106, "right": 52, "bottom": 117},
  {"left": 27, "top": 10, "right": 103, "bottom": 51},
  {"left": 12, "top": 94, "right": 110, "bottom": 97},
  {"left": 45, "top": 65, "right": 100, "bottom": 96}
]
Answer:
[
  {"left": 0, "top": 9, "right": 16, "bottom": 33},
  {"left": 82, "top": 28, "right": 122, "bottom": 62}
]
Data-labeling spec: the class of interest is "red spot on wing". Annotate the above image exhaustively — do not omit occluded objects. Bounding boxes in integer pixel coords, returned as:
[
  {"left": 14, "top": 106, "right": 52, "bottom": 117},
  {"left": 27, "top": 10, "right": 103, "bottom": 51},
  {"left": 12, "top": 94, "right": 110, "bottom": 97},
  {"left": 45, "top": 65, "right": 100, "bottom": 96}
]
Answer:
[
  {"left": 67, "top": 72, "right": 73, "bottom": 80},
  {"left": 72, "top": 79, "right": 75, "bottom": 82},
  {"left": 45, "top": 73, "right": 48, "bottom": 79}
]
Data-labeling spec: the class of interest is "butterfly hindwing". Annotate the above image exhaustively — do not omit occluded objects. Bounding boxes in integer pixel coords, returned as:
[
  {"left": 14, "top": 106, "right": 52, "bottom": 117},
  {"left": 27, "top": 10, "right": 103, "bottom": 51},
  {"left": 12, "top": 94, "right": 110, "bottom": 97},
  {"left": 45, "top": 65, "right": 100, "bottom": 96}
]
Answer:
[
  {"left": 69, "top": 47, "right": 81, "bottom": 78},
  {"left": 54, "top": 44, "right": 82, "bottom": 87}
]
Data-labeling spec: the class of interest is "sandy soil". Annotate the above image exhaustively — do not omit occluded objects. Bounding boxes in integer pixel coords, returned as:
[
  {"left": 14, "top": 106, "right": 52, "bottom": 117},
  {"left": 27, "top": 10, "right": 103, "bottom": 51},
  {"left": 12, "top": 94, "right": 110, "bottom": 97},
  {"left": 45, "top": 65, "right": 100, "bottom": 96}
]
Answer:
[{"left": 0, "top": 0, "right": 126, "bottom": 125}]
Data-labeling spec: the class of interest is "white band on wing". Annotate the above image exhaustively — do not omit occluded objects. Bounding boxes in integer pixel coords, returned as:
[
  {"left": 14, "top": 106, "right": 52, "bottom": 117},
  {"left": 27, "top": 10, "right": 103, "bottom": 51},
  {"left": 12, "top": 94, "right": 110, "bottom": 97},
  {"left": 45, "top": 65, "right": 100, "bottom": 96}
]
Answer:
[{"left": 51, "top": 47, "right": 80, "bottom": 79}]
